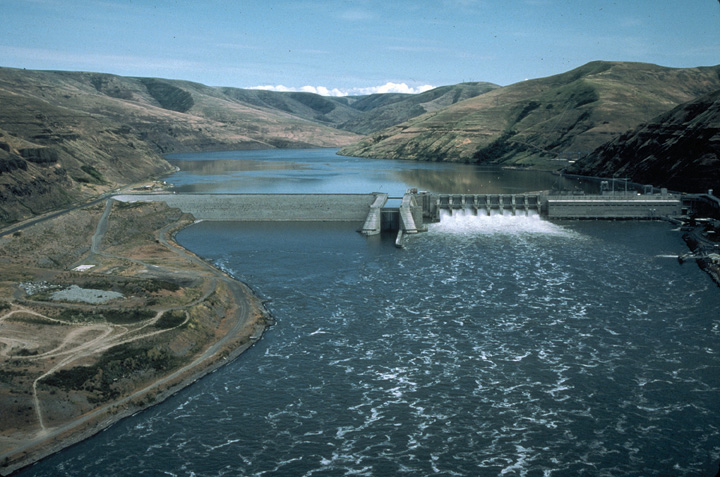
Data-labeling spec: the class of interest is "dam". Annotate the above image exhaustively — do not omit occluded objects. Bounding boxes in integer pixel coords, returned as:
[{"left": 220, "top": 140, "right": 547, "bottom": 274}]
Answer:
[{"left": 117, "top": 188, "right": 686, "bottom": 247}]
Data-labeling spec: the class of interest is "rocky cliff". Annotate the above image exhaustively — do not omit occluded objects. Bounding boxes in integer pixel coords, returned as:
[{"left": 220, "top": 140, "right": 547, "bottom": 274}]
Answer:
[{"left": 569, "top": 89, "right": 720, "bottom": 193}]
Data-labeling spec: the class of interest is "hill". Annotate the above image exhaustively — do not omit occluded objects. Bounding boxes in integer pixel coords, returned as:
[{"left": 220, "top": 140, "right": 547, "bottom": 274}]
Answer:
[
  {"left": 199, "top": 82, "right": 499, "bottom": 135},
  {"left": 337, "top": 82, "right": 499, "bottom": 134},
  {"left": 338, "top": 62, "right": 720, "bottom": 170},
  {"left": 0, "top": 67, "right": 362, "bottom": 225},
  {"left": 568, "top": 89, "right": 720, "bottom": 193}
]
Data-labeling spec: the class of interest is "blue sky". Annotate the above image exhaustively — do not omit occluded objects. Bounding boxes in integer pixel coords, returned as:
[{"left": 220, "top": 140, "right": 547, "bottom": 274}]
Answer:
[{"left": 2, "top": 0, "right": 719, "bottom": 95}]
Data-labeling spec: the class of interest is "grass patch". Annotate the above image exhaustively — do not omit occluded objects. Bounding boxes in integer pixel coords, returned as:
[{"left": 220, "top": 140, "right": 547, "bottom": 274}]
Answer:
[
  {"left": 15, "top": 349, "right": 38, "bottom": 357},
  {"left": 9, "top": 315, "right": 66, "bottom": 326},
  {"left": 101, "top": 309, "right": 156, "bottom": 324},
  {"left": 473, "top": 130, "right": 528, "bottom": 163},
  {"left": 154, "top": 310, "right": 186, "bottom": 329},
  {"left": 40, "top": 343, "right": 180, "bottom": 399},
  {"left": 55, "top": 308, "right": 155, "bottom": 324},
  {"left": 80, "top": 165, "right": 105, "bottom": 184},
  {"left": 79, "top": 277, "right": 182, "bottom": 294}
]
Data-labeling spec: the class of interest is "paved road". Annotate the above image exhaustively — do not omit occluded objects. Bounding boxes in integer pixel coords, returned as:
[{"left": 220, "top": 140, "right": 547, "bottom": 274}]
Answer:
[{"left": 0, "top": 195, "right": 111, "bottom": 238}]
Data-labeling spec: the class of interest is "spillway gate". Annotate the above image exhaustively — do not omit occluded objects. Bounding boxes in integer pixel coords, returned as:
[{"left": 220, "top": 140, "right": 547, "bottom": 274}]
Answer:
[{"left": 423, "top": 193, "right": 541, "bottom": 221}]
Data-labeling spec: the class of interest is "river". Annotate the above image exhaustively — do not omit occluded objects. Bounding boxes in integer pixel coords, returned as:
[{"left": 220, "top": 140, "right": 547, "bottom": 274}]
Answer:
[{"left": 20, "top": 149, "right": 720, "bottom": 476}]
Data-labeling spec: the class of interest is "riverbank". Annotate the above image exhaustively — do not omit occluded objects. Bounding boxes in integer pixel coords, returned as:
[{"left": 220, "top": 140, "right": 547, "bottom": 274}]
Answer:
[
  {"left": 681, "top": 224, "right": 720, "bottom": 288},
  {"left": 0, "top": 200, "right": 273, "bottom": 476}
]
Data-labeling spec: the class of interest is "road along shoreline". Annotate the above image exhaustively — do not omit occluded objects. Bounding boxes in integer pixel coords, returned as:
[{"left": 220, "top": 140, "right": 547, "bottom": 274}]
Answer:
[{"left": 0, "top": 206, "right": 274, "bottom": 476}]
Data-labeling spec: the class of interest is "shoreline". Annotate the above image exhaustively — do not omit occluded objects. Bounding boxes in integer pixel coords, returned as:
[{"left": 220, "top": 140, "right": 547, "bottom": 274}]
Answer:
[{"left": 0, "top": 217, "right": 275, "bottom": 476}]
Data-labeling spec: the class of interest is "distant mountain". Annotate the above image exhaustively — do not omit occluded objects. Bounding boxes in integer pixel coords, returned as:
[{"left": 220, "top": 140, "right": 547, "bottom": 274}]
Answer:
[
  {"left": 0, "top": 67, "right": 502, "bottom": 225},
  {"left": 568, "top": 89, "right": 720, "bottom": 193},
  {"left": 4, "top": 62, "right": 720, "bottom": 225},
  {"left": 337, "top": 82, "right": 499, "bottom": 134},
  {"left": 217, "top": 83, "right": 499, "bottom": 135},
  {"left": 0, "top": 67, "right": 362, "bottom": 225},
  {"left": 339, "top": 62, "right": 720, "bottom": 170}
]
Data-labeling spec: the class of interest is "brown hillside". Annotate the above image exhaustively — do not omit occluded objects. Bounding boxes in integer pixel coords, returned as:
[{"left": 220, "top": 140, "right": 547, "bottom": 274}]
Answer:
[
  {"left": 0, "top": 68, "right": 360, "bottom": 225},
  {"left": 338, "top": 61, "right": 720, "bottom": 169},
  {"left": 569, "top": 89, "right": 720, "bottom": 193}
]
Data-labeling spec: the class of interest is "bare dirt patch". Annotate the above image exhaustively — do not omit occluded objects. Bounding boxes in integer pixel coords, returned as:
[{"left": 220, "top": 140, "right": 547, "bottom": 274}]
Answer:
[{"left": 0, "top": 199, "right": 272, "bottom": 475}]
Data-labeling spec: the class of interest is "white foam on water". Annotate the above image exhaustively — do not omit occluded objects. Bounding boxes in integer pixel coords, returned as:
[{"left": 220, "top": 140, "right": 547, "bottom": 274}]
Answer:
[{"left": 429, "top": 209, "right": 575, "bottom": 237}]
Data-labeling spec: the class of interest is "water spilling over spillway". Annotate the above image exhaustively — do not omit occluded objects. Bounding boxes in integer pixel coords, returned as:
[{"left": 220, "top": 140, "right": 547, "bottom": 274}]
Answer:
[
  {"left": 431, "top": 208, "right": 571, "bottom": 237},
  {"left": 24, "top": 214, "right": 720, "bottom": 476},
  {"left": 20, "top": 149, "right": 720, "bottom": 476}
]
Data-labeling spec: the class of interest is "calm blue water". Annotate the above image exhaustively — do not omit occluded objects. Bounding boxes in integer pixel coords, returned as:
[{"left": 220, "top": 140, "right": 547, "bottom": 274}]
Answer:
[
  {"left": 163, "top": 148, "right": 598, "bottom": 196},
  {"left": 20, "top": 151, "right": 720, "bottom": 476}
]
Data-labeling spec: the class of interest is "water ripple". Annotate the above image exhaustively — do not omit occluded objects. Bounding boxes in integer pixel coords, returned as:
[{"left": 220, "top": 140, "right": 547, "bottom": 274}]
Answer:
[{"left": 20, "top": 219, "right": 720, "bottom": 477}]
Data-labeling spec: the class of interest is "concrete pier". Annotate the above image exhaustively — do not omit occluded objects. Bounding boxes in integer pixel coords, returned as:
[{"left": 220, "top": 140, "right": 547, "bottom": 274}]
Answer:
[{"left": 360, "top": 194, "right": 389, "bottom": 236}]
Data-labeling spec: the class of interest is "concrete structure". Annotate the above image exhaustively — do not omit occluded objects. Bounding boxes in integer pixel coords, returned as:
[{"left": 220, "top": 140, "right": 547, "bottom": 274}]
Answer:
[
  {"left": 422, "top": 191, "right": 682, "bottom": 221},
  {"left": 682, "top": 191, "right": 720, "bottom": 219},
  {"left": 423, "top": 193, "right": 541, "bottom": 221},
  {"left": 116, "top": 188, "right": 686, "bottom": 249},
  {"left": 115, "top": 193, "right": 381, "bottom": 222},
  {"left": 360, "top": 194, "right": 388, "bottom": 235},
  {"left": 543, "top": 193, "right": 682, "bottom": 219}
]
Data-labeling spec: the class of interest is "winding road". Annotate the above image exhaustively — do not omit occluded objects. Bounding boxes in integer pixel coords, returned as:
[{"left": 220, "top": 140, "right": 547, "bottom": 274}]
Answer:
[{"left": 0, "top": 198, "right": 265, "bottom": 474}]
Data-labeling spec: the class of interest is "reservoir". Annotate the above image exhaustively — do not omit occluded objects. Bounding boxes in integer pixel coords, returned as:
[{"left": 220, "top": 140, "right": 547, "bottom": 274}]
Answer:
[{"left": 20, "top": 149, "right": 720, "bottom": 476}]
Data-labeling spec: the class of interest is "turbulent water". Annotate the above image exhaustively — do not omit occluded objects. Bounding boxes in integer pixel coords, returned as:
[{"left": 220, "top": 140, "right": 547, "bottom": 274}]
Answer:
[{"left": 22, "top": 209, "right": 720, "bottom": 476}]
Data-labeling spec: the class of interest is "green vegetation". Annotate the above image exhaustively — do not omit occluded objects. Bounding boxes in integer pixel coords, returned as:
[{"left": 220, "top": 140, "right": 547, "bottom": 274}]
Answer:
[
  {"left": 570, "top": 89, "right": 720, "bottom": 192},
  {"left": 80, "top": 165, "right": 105, "bottom": 183},
  {"left": 55, "top": 308, "right": 155, "bottom": 324},
  {"left": 139, "top": 78, "right": 194, "bottom": 113},
  {"left": 0, "top": 369, "right": 23, "bottom": 384},
  {"left": 557, "top": 81, "right": 599, "bottom": 108},
  {"left": 288, "top": 92, "right": 337, "bottom": 115},
  {"left": 0, "top": 155, "right": 27, "bottom": 174},
  {"left": 19, "top": 148, "right": 58, "bottom": 165},
  {"left": 9, "top": 315, "right": 65, "bottom": 326},
  {"left": 513, "top": 101, "right": 541, "bottom": 124},
  {"left": 154, "top": 309, "right": 186, "bottom": 329},
  {"left": 15, "top": 349, "right": 38, "bottom": 357},
  {"left": 77, "top": 277, "right": 182, "bottom": 294},
  {"left": 40, "top": 343, "right": 180, "bottom": 400},
  {"left": 473, "top": 131, "right": 527, "bottom": 163},
  {"left": 101, "top": 309, "right": 156, "bottom": 324}
]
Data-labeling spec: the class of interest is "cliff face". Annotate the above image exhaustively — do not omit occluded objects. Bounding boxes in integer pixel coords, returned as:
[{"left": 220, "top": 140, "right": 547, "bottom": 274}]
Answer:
[
  {"left": 569, "top": 90, "right": 720, "bottom": 193},
  {"left": 0, "top": 68, "right": 362, "bottom": 225},
  {"left": 339, "top": 62, "right": 720, "bottom": 170}
]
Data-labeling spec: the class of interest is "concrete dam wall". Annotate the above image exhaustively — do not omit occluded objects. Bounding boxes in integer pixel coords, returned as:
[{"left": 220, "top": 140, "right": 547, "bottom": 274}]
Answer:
[
  {"left": 116, "top": 190, "right": 688, "bottom": 249},
  {"left": 115, "top": 194, "right": 380, "bottom": 222}
]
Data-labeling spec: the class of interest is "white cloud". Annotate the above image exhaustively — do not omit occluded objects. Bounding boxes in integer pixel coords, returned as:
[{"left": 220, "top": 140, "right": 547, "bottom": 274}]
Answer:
[
  {"left": 247, "top": 82, "right": 436, "bottom": 97},
  {"left": 354, "top": 82, "right": 436, "bottom": 95}
]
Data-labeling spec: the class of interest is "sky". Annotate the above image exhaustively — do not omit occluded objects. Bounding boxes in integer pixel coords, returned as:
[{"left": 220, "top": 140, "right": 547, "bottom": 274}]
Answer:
[{"left": 2, "top": 0, "right": 719, "bottom": 96}]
